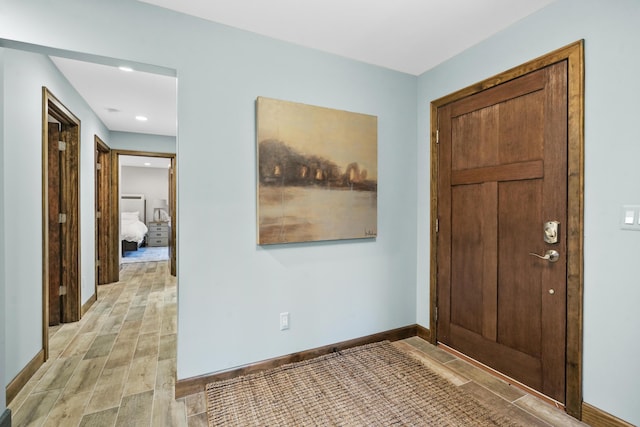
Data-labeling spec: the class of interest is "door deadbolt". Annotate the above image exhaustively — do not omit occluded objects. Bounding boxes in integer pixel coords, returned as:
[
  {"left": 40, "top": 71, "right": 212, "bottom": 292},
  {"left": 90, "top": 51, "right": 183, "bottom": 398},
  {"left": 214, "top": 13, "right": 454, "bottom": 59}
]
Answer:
[{"left": 543, "top": 221, "right": 560, "bottom": 244}]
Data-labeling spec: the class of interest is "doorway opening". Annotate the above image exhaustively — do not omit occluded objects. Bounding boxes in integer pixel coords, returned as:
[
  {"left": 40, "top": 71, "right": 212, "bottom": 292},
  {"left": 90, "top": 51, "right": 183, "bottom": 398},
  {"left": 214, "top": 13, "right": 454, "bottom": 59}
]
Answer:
[
  {"left": 3, "top": 41, "right": 179, "bottom": 407},
  {"left": 113, "top": 150, "right": 177, "bottom": 280},
  {"left": 429, "top": 41, "right": 584, "bottom": 417}
]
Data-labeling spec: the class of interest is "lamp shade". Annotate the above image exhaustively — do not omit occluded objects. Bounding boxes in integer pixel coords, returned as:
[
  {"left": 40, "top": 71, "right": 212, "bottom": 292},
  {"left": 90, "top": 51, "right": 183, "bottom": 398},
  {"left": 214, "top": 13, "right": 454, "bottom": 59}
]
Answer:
[{"left": 150, "top": 198, "right": 167, "bottom": 209}]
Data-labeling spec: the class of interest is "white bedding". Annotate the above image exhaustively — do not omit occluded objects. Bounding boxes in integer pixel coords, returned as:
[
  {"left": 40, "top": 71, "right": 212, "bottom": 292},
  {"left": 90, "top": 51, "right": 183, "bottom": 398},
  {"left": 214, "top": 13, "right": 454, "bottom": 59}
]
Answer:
[{"left": 121, "top": 211, "right": 148, "bottom": 244}]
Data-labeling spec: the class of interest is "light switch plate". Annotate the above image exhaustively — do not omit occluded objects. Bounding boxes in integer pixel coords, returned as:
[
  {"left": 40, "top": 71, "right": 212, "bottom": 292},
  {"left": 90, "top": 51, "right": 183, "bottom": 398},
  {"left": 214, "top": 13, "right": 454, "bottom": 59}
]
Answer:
[
  {"left": 280, "top": 312, "right": 290, "bottom": 330},
  {"left": 621, "top": 205, "right": 640, "bottom": 231},
  {"left": 624, "top": 210, "right": 635, "bottom": 225}
]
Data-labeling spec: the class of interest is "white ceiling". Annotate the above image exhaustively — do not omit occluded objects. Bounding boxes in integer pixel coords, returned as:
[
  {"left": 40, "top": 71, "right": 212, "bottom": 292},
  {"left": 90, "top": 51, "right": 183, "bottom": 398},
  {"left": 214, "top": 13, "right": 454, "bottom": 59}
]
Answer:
[
  {"left": 120, "top": 155, "right": 171, "bottom": 169},
  {"left": 139, "top": 0, "right": 557, "bottom": 75},
  {"left": 50, "top": 56, "right": 177, "bottom": 137},
  {"left": 50, "top": 0, "right": 556, "bottom": 137}
]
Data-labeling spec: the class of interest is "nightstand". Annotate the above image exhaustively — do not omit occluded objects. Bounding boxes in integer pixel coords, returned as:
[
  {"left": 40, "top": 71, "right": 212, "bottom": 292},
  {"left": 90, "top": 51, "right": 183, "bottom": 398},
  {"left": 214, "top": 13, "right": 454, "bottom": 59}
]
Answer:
[{"left": 147, "top": 221, "right": 169, "bottom": 246}]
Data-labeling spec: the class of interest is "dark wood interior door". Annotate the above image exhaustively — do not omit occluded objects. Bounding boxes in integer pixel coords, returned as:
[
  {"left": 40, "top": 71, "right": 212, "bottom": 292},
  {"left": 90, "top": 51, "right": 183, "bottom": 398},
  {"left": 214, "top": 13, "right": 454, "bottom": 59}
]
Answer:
[
  {"left": 48, "top": 122, "right": 62, "bottom": 326},
  {"left": 59, "top": 125, "right": 80, "bottom": 323},
  {"left": 44, "top": 88, "right": 82, "bottom": 334},
  {"left": 169, "top": 157, "right": 176, "bottom": 276},
  {"left": 437, "top": 61, "right": 568, "bottom": 402},
  {"left": 95, "top": 138, "right": 112, "bottom": 285}
]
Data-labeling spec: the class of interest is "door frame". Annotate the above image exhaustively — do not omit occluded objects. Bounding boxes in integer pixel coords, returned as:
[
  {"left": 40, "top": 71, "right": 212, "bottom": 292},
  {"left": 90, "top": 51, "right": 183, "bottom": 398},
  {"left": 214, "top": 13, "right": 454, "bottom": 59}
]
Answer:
[
  {"left": 111, "top": 149, "right": 177, "bottom": 281},
  {"left": 42, "top": 87, "right": 81, "bottom": 356},
  {"left": 429, "top": 41, "right": 584, "bottom": 417}
]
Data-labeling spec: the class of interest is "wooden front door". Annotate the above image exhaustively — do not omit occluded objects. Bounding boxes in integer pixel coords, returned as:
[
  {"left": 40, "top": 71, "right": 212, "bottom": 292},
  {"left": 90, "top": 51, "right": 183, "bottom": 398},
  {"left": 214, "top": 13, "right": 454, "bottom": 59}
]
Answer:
[{"left": 436, "top": 61, "right": 568, "bottom": 402}]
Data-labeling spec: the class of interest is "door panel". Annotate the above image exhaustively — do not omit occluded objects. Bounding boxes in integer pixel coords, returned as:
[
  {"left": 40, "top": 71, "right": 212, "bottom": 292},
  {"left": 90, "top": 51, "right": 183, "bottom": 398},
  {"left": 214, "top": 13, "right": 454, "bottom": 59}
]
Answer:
[
  {"left": 95, "top": 138, "right": 115, "bottom": 285},
  {"left": 96, "top": 146, "right": 106, "bottom": 285},
  {"left": 497, "top": 179, "right": 542, "bottom": 357},
  {"left": 48, "top": 123, "right": 61, "bottom": 326},
  {"left": 437, "top": 61, "right": 568, "bottom": 402},
  {"left": 450, "top": 182, "right": 497, "bottom": 338},
  {"left": 44, "top": 88, "right": 81, "bottom": 328},
  {"left": 169, "top": 157, "right": 176, "bottom": 276},
  {"left": 60, "top": 125, "right": 80, "bottom": 323}
]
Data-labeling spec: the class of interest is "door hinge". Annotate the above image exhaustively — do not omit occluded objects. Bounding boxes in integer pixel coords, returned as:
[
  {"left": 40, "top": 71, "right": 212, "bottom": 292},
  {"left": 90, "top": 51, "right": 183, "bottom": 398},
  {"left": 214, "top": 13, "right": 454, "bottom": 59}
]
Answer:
[
  {"left": 58, "top": 140, "right": 66, "bottom": 151},
  {"left": 434, "top": 306, "right": 438, "bottom": 322},
  {"left": 96, "top": 211, "right": 102, "bottom": 219},
  {"left": 436, "top": 129, "right": 439, "bottom": 144},
  {"left": 58, "top": 213, "right": 67, "bottom": 224},
  {"left": 96, "top": 162, "right": 102, "bottom": 171},
  {"left": 435, "top": 218, "right": 439, "bottom": 233},
  {"left": 96, "top": 259, "right": 101, "bottom": 267},
  {"left": 59, "top": 285, "right": 67, "bottom": 296}
]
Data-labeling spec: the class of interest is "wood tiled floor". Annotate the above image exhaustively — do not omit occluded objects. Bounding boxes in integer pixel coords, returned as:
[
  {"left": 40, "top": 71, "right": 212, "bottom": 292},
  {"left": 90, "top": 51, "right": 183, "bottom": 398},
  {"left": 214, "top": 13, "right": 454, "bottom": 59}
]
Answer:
[
  {"left": 8, "top": 260, "right": 588, "bottom": 426},
  {"left": 8, "top": 261, "right": 201, "bottom": 427},
  {"left": 394, "top": 338, "right": 588, "bottom": 426}
]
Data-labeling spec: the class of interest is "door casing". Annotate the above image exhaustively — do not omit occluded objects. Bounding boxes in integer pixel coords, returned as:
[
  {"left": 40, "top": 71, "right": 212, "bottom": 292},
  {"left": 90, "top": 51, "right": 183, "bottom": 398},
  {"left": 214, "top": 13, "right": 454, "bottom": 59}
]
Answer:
[
  {"left": 111, "top": 149, "right": 177, "bottom": 281},
  {"left": 429, "top": 41, "right": 584, "bottom": 418}
]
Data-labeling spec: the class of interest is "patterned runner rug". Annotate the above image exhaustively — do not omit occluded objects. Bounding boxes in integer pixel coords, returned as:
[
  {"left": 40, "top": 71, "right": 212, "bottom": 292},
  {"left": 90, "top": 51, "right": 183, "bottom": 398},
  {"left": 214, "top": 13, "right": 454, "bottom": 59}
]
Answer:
[{"left": 206, "top": 341, "right": 521, "bottom": 426}]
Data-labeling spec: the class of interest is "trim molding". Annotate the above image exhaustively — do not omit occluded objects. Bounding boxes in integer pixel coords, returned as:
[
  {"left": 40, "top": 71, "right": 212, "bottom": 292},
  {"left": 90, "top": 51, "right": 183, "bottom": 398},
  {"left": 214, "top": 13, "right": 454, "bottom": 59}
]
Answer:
[
  {"left": 416, "top": 324, "right": 431, "bottom": 341},
  {"left": 81, "top": 293, "right": 97, "bottom": 316},
  {"left": 0, "top": 408, "right": 11, "bottom": 427},
  {"left": 111, "top": 149, "right": 177, "bottom": 282},
  {"left": 175, "top": 325, "right": 419, "bottom": 398},
  {"left": 6, "top": 349, "right": 44, "bottom": 405},
  {"left": 582, "top": 403, "right": 634, "bottom": 427}
]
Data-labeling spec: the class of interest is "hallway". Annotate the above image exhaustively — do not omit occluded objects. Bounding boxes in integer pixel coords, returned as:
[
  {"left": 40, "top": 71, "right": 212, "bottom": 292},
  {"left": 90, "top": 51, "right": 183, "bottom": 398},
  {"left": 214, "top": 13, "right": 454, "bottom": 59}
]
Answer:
[{"left": 8, "top": 261, "right": 206, "bottom": 426}]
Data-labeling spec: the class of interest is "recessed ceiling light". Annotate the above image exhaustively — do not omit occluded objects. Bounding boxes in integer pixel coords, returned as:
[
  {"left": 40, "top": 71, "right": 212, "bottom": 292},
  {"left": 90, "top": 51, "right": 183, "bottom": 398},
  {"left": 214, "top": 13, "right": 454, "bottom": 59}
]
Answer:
[
  {"left": 118, "top": 66, "right": 133, "bottom": 72},
  {"left": 144, "top": 162, "right": 151, "bottom": 166},
  {"left": 135, "top": 115, "right": 148, "bottom": 121}
]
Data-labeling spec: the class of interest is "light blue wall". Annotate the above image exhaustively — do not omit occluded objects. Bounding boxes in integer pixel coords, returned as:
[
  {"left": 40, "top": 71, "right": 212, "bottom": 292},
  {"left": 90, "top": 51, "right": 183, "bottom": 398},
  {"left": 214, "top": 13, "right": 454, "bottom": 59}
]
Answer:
[
  {"left": 416, "top": 0, "right": 640, "bottom": 424},
  {"left": 109, "top": 131, "right": 176, "bottom": 153},
  {"left": 0, "top": 47, "right": 7, "bottom": 415},
  {"left": 0, "top": 0, "right": 418, "bottom": 395},
  {"left": 1, "top": 47, "right": 110, "bottom": 382},
  {"left": 5, "top": 0, "right": 636, "bottom": 424}
]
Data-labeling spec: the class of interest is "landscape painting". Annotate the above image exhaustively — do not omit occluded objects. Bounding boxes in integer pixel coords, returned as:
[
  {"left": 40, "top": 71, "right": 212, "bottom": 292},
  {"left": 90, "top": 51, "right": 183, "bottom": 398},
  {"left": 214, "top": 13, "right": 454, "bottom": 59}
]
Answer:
[{"left": 256, "top": 97, "right": 377, "bottom": 245}]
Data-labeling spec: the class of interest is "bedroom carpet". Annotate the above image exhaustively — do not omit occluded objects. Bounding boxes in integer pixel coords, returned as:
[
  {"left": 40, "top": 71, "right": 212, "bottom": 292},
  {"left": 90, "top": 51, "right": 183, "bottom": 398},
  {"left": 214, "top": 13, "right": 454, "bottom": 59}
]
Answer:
[
  {"left": 206, "top": 341, "right": 523, "bottom": 426},
  {"left": 122, "top": 246, "right": 169, "bottom": 263}
]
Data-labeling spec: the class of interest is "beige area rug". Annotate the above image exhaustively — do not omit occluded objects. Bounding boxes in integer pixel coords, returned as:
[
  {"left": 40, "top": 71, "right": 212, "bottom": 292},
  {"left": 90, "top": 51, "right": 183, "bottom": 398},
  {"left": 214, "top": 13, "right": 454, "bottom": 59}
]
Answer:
[{"left": 206, "top": 341, "right": 521, "bottom": 426}]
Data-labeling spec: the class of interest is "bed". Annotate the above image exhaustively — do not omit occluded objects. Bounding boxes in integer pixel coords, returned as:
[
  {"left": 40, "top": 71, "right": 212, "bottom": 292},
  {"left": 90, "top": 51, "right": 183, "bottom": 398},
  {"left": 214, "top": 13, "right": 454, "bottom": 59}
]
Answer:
[{"left": 121, "top": 194, "right": 149, "bottom": 255}]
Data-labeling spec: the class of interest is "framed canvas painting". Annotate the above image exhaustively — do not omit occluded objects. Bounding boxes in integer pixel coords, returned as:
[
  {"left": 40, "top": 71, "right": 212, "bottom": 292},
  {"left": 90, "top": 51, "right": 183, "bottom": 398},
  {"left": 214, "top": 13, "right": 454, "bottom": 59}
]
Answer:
[{"left": 256, "top": 97, "right": 378, "bottom": 244}]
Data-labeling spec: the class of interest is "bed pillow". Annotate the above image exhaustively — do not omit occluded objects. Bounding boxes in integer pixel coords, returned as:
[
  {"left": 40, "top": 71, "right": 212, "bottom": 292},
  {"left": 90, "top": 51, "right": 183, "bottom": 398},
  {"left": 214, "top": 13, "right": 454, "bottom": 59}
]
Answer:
[{"left": 121, "top": 211, "right": 139, "bottom": 222}]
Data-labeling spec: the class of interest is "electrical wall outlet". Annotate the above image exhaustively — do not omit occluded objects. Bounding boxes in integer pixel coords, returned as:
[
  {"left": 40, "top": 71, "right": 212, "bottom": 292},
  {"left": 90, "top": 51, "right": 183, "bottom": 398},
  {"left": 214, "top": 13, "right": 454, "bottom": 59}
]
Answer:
[{"left": 280, "top": 312, "right": 290, "bottom": 331}]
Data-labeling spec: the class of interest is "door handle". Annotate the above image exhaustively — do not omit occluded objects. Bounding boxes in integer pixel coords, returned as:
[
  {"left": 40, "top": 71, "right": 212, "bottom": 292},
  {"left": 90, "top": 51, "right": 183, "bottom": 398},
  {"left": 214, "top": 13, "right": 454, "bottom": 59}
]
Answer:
[{"left": 529, "top": 249, "right": 560, "bottom": 263}]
